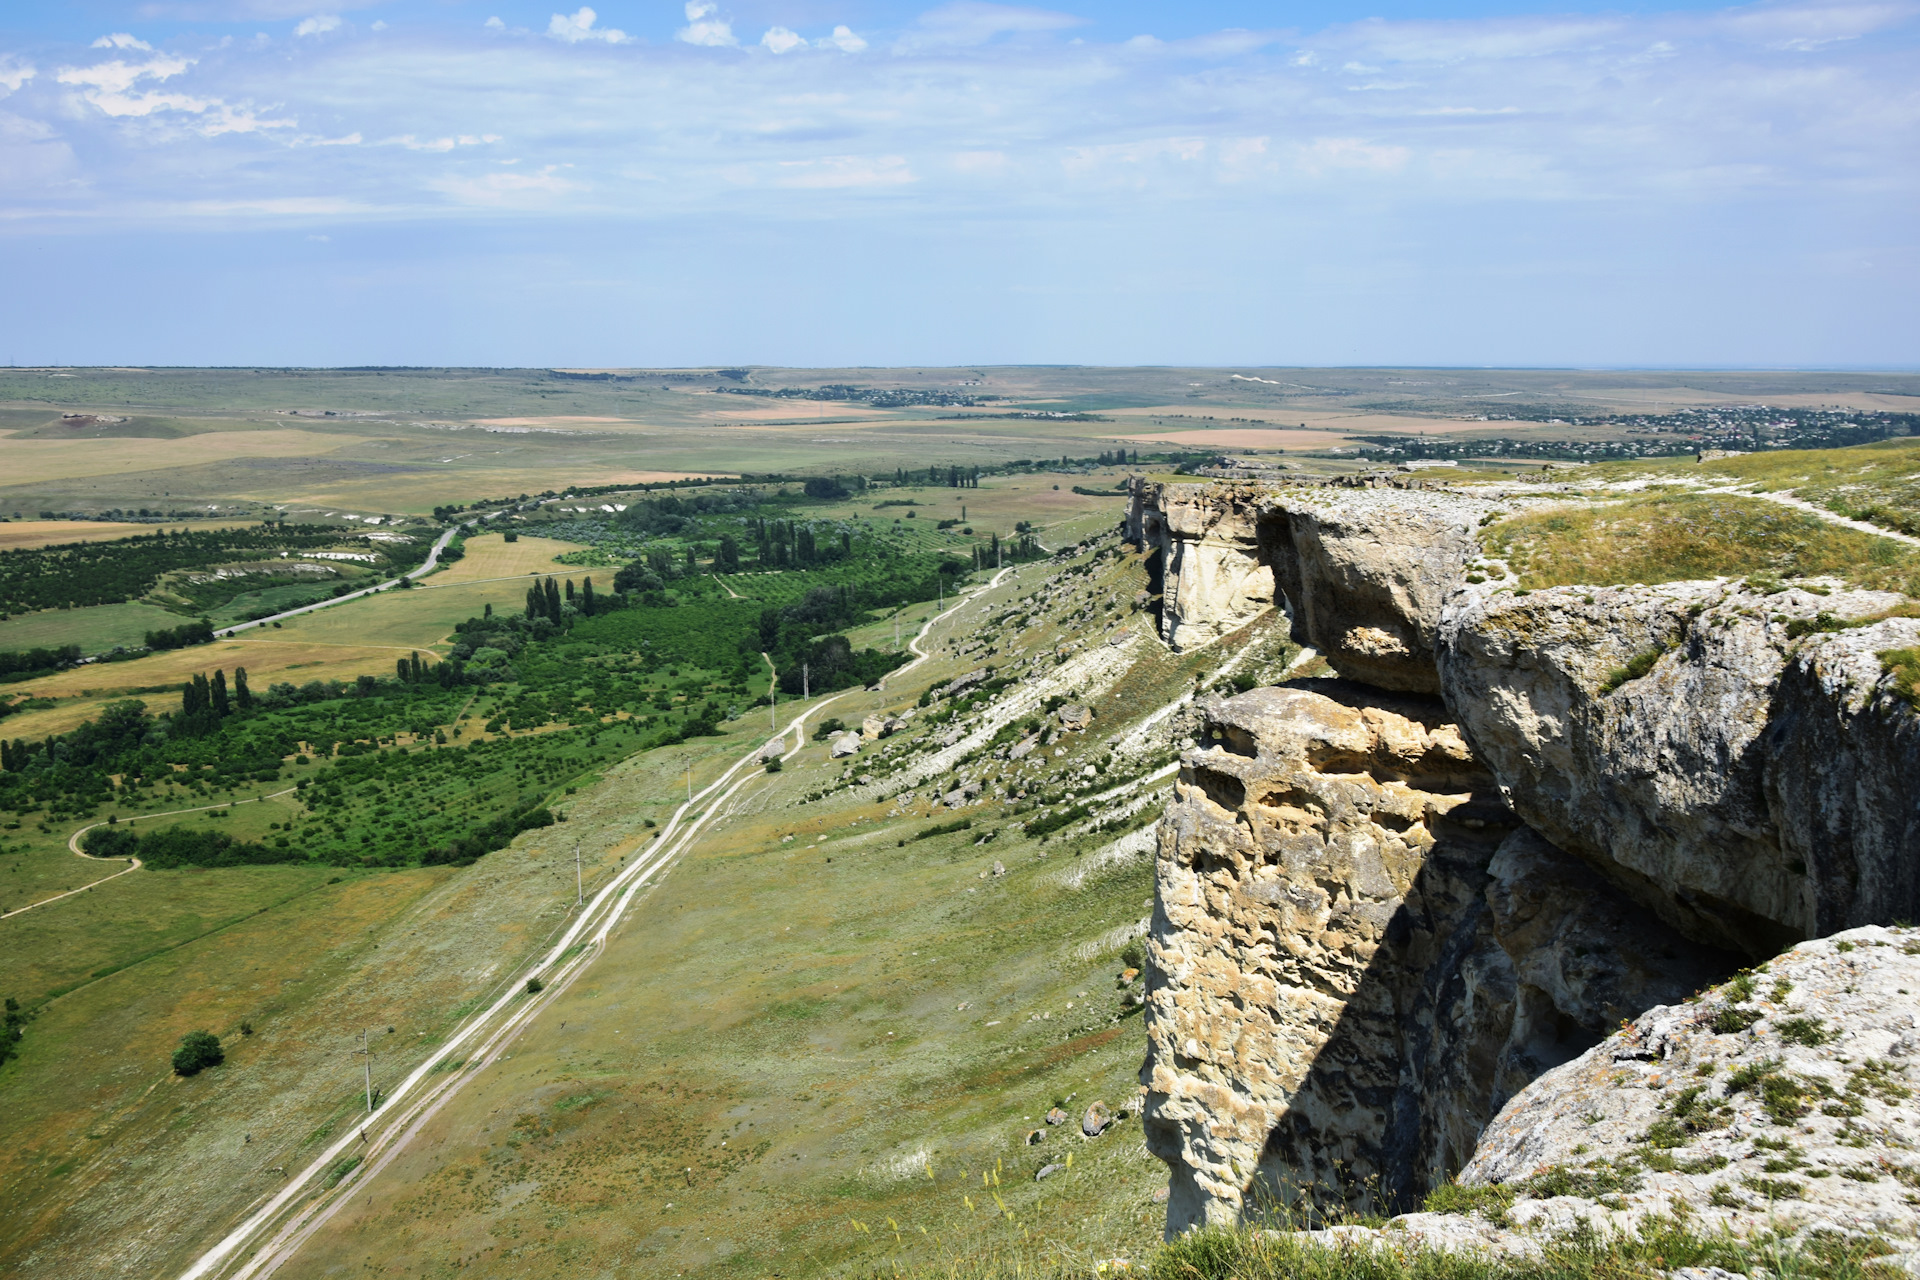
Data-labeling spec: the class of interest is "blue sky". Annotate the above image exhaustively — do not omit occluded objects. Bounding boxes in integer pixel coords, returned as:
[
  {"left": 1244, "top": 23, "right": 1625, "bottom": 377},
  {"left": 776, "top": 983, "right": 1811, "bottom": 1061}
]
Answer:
[{"left": 0, "top": 1, "right": 1913, "bottom": 368}]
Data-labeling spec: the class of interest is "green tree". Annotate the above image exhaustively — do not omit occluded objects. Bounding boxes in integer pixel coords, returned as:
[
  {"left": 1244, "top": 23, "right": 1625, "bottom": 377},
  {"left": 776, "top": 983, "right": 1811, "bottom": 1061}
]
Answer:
[{"left": 172, "top": 1029, "right": 224, "bottom": 1076}]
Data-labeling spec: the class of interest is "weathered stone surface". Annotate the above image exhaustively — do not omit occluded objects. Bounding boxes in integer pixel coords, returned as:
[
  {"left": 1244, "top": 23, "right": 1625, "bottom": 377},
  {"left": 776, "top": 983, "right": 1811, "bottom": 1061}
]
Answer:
[
  {"left": 757, "top": 736, "right": 787, "bottom": 762},
  {"left": 1082, "top": 1101, "right": 1114, "bottom": 1137},
  {"left": 1460, "top": 926, "right": 1920, "bottom": 1246},
  {"left": 1058, "top": 704, "right": 1093, "bottom": 732},
  {"left": 1260, "top": 488, "right": 1502, "bottom": 693},
  {"left": 862, "top": 715, "right": 888, "bottom": 740},
  {"left": 829, "top": 731, "right": 863, "bottom": 758},
  {"left": 1439, "top": 580, "right": 1920, "bottom": 955},
  {"left": 1146, "top": 483, "right": 1276, "bottom": 651},
  {"left": 1141, "top": 684, "right": 1732, "bottom": 1235}
]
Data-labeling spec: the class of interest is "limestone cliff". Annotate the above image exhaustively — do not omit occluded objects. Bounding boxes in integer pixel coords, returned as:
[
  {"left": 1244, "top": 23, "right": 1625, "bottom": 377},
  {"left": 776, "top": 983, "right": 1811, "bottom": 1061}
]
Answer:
[
  {"left": 1132, "top": 476, "right": 1920, "bottom": 1238},
  {"left": 1140, "top": 684, "right": 1727, "bottom": 1229}
]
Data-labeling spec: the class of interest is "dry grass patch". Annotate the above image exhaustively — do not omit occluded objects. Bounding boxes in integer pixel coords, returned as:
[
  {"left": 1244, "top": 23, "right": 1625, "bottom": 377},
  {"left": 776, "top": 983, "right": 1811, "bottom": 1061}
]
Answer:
[
  {"left": 1484, "top": 492, "right": 1920, "bottom": 593},
  {"left": 426, "top": 533, "right": 585, "bottom": 584}
]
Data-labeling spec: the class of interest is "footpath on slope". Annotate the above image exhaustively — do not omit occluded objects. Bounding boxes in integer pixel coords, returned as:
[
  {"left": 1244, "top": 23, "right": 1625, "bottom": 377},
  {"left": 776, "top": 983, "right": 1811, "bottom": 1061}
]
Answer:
[{"left": 178, "top": 567, "right": 1018, "bottom": 1280}]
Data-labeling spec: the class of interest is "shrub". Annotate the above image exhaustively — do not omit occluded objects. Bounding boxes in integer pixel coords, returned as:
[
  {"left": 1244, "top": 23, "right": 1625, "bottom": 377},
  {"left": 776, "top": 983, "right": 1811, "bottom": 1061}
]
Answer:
[
  {"left": 172, "top": 1029, "right": 224, "bottom": 1076},
  {"left": 765, "top": 758, "right": 782, "bottom": 773},
  {"left": 525, "top": 977, "right": 544, "bottom": 994}
]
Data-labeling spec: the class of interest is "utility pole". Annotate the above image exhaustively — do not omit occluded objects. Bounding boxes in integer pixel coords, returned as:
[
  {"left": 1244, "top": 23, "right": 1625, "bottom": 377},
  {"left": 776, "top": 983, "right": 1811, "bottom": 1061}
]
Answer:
[
  {"left": 686, "top": 764, "right": 692, "bottom": 803},
  {"left": 354, "top": 1029, "right": 372, "bottom": 1113},
  {"left": 802, "top": 663, "right": 809, "bottom": 699},
  {"left": 574, "top": 842, "right": 583, "bottom": 907},
  {"left": 893, "top": 617, "right": 900, "bottom": 651}
]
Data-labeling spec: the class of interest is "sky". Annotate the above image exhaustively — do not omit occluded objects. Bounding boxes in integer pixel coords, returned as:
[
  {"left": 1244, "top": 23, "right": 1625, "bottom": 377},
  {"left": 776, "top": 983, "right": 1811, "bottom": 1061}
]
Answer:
[{"left": 0, "top": 0, "right": 1913, "bottom": 368}]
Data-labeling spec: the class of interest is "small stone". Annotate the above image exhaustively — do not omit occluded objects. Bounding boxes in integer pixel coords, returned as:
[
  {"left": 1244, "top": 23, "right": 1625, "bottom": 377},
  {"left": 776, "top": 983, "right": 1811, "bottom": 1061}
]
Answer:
[
  {"left": 1045, "top": 1107, "right": 1068, "bottom": 1126},
  {"left": 758, "top": 737, "right": 786, "bottom": 762},
  {"left": 1035, "top": 1162, "right": 1067, "bottom": 1181},
  {"left": 1082, "top": 1100, "right": 1113, "bottom": 1137},
  {"left": 1026, "top": 1129, "right": 1045, "bottom": 1145},
  {"left": 1152, "top": 1186, "right": 1170, "bottom": 1203},
  {"left": 992, "top": 861, "right": 1006, "bottom": 877}
]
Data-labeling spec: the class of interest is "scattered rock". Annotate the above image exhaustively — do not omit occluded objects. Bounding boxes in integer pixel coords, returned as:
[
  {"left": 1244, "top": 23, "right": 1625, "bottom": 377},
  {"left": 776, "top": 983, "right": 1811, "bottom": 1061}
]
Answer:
[
  {"left": 1152, "top": 1186, "right": 1170, "bottom": 1203},
  {"left": 1082, "top": 1101, "right": 1113, "bottom": 1137},
  {"left": 757, "top": 737, "right": 786, "bottom": 762},
  {"left": 1057, "top": 703, "right": 1093, "bottom": 731},
  {"left": 828, "top": 731, "right": 862, "bottom": 758},
  {"left": 861, "top": 715, "right": 887, "bottom": 740},
  {"left": 1046, "top": 1107, "right": 1069, "bottom": 1126},
  {"left": 1025, "top": 1129, "right": 1045, "bottom": 1145},
  {"left": 1010, "top": 736, "right": 1040, "bottom": 760},
  {"left": 992, "top": 861, "right": 1006, "bottom": 878},
  {"left": 857, "top": 774, "right": 872, "bottom": 785},
  {"left": 1035, "top": 1162, "right": 1067, "bottom": 1181}
]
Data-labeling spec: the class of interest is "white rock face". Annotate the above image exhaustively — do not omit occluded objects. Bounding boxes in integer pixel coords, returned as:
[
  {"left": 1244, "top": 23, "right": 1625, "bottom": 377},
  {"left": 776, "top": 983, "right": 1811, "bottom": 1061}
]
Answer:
[
  {"left": 829, "top": 731, "right": 862, "bottom": 758},
  {"left": 1439, "top": 580, "right": 1920, "bottom": 954},
  {"left": 1144, "top": 483, "right": 1275, "bottom": 651},
  {"left": 758, "top": 736, "right": 787, "bottom": 762},
  {"left": 1262, "top": 487, "right": 1503, "bottom": 693},
  {"left": 1139, "top": 685, "right": 1727, "bottom": 1234}
]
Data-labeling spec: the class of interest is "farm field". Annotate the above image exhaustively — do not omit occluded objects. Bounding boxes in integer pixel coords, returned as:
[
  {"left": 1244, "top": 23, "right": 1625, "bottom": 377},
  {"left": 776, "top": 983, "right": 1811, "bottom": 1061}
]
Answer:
[
  {"left": 0, "top": 601, "right": 187, "bottom": 655},
  {"left": 0, "top": 519, "right": 254, "bottom": 550}
]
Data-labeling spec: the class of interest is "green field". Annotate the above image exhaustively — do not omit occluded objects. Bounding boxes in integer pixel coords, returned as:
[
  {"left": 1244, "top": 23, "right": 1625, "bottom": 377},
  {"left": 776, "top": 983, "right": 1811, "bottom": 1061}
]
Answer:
[{"left": 0, "top": 601, "right": 187, "bottom": 655}]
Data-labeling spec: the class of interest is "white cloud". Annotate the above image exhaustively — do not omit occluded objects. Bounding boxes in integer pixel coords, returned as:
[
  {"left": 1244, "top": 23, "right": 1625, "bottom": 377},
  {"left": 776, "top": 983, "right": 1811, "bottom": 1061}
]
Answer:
[
  {"left": 819, "top": 25, "right": 867, "bottom": 53},
  {"left": 306, "top": 233, "right": 331, "bottom": 241},
  {"left": 485, "top": 17, "right": 505, "bottom": 30},
  {"left": 761, "top": 27, "right": 804, "bottom": 54},
  {"left": 92, "top": 34, "right": 154, "bottom": 52},
  {"left": 371, "top": 20, "right": 386, "bottom": 32},
  {"left": 548, "top": 7, "right": 630, "bottom": 44},
  {"left": 293, "top": 14, "right": 341, "bottom": 37},
  {"left": 678, "top": 3, "right": 737, "bottom": 47},
  {"left": 56, "top": 53, "right": 295, "bottom": 135},
  {"left": 0, "top": 56, "right": 35, "bottom": 95},
  {"left": 381, "top": 133, "right": 502, "bottom": 150}
]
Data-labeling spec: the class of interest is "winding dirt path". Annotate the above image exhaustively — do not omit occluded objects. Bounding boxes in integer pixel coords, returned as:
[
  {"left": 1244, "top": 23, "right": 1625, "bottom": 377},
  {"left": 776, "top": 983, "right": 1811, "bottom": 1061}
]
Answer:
[{"left": 0, "top": 788, "right": 299, "bottom": 922}]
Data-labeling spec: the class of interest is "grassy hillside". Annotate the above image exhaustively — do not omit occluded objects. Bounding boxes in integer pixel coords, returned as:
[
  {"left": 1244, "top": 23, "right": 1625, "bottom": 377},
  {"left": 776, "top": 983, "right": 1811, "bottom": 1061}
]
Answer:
[{"left": 0, "top": 529, "right": 1284, "bottom": 1279}]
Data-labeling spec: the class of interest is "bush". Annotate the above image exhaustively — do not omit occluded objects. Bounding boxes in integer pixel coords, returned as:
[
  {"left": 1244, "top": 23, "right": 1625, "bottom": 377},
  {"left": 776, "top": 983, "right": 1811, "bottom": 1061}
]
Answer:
[
  {"left": 525, "top": 977, "right": 544, "bottom": 994},
  {"left": 765, "top": 758, "right": 782, "bottom": 773},
  {"left": 172, "top": 1029, "right": 224, "bottom": 1076}
]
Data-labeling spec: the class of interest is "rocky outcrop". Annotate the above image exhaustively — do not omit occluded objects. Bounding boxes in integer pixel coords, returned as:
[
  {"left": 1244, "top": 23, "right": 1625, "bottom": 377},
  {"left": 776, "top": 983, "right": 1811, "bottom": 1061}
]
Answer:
[
  {"left": 1142, "top": 483, "right": 1275, "bottom": 651},
  {"left": 1458, "top": 926, "right": 1920, "bottom": 1249},
  {"left": 1439, "top": 580, "right": 1920, "bottom": 955},
  {"left": 1261, "top": 488, "right": 1501, "bottom": 693},
  {"left": 1140, "top": 685, "right": 1728, "bottom": 1231},
  {"left": 1133, "top": 478, "right": 1920, "bottom": 1240}
]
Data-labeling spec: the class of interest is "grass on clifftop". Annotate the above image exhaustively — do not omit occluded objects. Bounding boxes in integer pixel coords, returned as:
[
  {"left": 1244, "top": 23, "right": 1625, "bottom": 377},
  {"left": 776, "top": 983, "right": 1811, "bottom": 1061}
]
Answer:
[
  {"left": 1482, "top": 492, "right": 1920, "bottom": 595},
  {"left": 853, "top": 1217, "right": 1896, "bottom": 1279}
]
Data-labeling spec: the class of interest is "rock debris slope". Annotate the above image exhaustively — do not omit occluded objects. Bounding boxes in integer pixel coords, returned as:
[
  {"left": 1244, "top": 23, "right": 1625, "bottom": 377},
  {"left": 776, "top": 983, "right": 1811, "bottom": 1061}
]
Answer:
[{"left": 1129, "top": 475, "right": 1920, "bottom": 1240}]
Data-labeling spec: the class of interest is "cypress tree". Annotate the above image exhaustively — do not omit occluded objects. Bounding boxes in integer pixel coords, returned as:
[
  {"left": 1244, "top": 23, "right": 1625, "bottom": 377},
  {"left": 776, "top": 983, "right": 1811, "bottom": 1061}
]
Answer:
[
  {"left": 544, "top": 576, "right": 562, "bottom": 621},
  {"left": 211, "top": 669, "right": 230, "bottom": 716},
  {"left": 234, "top": 667, "right": 251, "bottom": 709},
  {"left": 397, "top": 657, "right": 410, "bottom": 682},
  {"left": 565, "top": 578, "right": 575, "bottom": 602},
  {"left": 580, "top": 577, "right": 596, "bottom": 615}
]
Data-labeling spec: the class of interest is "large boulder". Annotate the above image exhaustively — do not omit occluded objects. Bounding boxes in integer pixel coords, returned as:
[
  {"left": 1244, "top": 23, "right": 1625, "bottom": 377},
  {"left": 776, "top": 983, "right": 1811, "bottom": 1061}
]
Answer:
[
  {"left": 1438, "top": 579, "right": 1920, "bottom": 955},
  {"left": 828, "top": 731, "right": 863, "bottom": 758},
  {"left": 1259, "top": 487, "right": 1501, "bottom": 693}
]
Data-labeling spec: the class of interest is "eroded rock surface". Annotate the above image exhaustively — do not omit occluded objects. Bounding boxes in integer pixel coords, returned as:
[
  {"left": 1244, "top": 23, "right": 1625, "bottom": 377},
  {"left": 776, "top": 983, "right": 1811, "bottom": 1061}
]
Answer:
[
  {"left": 1144, "top": 483, "right": 1275, "bottom": 651},
  {"left": 1440, "top": 580, "right": 1920, "bottom": 954},
  {"left": 1140, "top": 685, "right": 1726, "bottom": 1233},
  {"left": 1261, "top": 488, "right": 1503, "bottom": 693}
]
